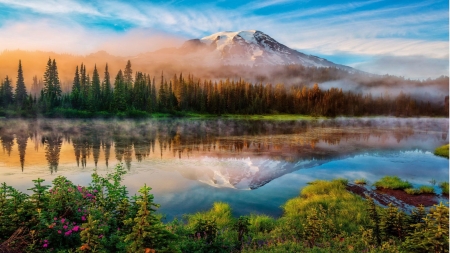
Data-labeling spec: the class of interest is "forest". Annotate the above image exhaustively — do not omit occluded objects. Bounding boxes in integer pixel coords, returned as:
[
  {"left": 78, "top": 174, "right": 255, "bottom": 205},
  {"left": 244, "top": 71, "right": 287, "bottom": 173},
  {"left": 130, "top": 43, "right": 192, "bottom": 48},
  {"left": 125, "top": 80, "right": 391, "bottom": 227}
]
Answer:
[{"left": 0, "top": 59, "right": 448, "bottom": 118}]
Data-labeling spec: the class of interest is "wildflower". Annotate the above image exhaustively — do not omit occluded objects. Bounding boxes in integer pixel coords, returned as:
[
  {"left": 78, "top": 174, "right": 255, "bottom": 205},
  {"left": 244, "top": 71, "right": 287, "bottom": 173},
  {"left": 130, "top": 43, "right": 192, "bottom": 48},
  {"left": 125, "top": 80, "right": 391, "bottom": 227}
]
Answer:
[
  {"left": 99, "top": 234, "right": 103, "bottom": 239},
  {"left": 44, "top": 240, "right": 48, "bottom": 243},
  {"left": 43, "top": 244, "right": 48, "bottom": 248},
  {"left": 63, "top": 225, "right": 68, "bottom": 230},
  {"left": 57, "top": 230, "right": 61, "bottom": 234},
  {"left": 72, "top": 226, "right": 80, "bottom": 232},
  {"left": 61, "top": 218, "right": 65, "bottom": 224},
  {"left": 81, "top": 216, "right": 86, "bottom": 221},
  {"left": 65, "top": 230, "right": 72, "bottom": 236},
  {"left": 53, "top": 217, "right": 57, "bottom": 221}
]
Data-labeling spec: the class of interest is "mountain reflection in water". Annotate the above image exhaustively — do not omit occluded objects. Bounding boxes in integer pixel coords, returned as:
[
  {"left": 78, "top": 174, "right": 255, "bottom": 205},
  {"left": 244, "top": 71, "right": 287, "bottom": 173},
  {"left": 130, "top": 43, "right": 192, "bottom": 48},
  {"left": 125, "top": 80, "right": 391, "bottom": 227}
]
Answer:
[{"left": 0, "top": 118, "right": 448, "bottom": 190}]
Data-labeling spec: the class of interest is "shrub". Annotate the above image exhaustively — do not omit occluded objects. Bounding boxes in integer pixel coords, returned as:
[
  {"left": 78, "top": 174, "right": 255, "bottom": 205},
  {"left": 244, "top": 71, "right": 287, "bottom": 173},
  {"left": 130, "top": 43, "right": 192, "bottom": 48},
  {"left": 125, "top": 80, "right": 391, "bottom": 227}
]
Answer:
[
  {"left": 373, "top": 176, "right": 412, "bottom": 190},
  {"left": 404, "top": 188, "right": 420, "bottom": 195},
  {"left": 439, "top": 182, "right": 449, "bottom": 195},
  {"left": 354, "top": 178, "right": 367, "bottom": 185},
  {"left": 418, "top": 186, "right": 435, "bottom": 194}
]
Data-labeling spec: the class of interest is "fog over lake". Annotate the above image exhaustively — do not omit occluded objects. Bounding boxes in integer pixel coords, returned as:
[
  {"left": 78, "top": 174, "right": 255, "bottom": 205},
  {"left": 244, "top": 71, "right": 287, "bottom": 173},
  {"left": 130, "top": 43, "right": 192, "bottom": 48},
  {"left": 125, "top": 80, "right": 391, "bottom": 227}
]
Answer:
[{"left": 0, "top": 117, "right": 448, "bottom": 219}]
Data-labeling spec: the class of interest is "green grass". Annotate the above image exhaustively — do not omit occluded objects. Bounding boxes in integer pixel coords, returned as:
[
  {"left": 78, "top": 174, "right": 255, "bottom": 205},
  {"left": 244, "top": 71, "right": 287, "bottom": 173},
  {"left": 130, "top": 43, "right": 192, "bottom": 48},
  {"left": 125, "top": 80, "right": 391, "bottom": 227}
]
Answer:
[
  {"left": 439, "top": 182, "right": 449, "bottom": 195},
  {"left": 354, "top": 178, "right": 367, "bottom": 185},
  {"left": 404, "top": 188, "right": 420, "bottom": 195},
  {"left": 404, "top": 186, "right": 435, "bottom": 195},
  {"left": 373, "top": 176, "right": 412, "bottom": 190},
  {"left": 282, "top": 179, "right": 370, "bottom": 234},
  {"left": 434, "top": 144, "right": 449, "bottom": 158}
]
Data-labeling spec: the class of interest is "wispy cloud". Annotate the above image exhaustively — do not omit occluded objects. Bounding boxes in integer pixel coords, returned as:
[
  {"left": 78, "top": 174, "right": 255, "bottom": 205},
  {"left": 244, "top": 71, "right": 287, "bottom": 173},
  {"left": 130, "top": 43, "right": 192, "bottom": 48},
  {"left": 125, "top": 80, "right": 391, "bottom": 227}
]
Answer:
[{"left": 0, "top": 0, "right": 447, "bottom": 77}]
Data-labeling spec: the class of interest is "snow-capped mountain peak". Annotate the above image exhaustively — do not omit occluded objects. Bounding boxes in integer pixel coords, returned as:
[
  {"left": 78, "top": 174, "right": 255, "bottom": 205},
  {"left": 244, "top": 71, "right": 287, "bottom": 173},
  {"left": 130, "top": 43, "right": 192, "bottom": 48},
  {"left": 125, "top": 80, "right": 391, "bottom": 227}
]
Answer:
[{"left": 181, "top": 30, "right": 353, "bottom": 71}]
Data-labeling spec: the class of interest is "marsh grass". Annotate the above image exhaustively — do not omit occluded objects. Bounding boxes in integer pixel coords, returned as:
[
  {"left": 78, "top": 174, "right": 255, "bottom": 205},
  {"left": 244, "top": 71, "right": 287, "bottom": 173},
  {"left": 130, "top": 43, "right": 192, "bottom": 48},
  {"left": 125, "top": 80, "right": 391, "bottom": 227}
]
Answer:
[
  {"left": 354, "top": 178, "right": 367, "bottom": 185},
  {"left": 434, "top": 144, "right": 449, "bottom": 158},
  {"left": 373, "top": 176, "right": 412, "bottom": 190},
  {"left": 439, "top": 182, "right": 449, "bottom": 195}
]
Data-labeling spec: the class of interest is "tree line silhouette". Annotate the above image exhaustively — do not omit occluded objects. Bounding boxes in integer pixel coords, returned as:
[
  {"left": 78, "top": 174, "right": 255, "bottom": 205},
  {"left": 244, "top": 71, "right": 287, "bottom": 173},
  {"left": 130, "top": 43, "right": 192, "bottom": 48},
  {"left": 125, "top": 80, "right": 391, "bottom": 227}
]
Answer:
[{"left": 0, "top": 59, "right": 447, "bottom": 117}]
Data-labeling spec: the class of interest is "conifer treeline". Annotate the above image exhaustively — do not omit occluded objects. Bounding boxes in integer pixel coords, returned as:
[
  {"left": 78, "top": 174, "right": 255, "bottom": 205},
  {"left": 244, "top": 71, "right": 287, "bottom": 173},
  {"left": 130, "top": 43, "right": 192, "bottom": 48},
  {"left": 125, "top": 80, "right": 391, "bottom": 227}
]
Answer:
[{"left": 0, "top": 59, "right": 447, "bottom": 117}]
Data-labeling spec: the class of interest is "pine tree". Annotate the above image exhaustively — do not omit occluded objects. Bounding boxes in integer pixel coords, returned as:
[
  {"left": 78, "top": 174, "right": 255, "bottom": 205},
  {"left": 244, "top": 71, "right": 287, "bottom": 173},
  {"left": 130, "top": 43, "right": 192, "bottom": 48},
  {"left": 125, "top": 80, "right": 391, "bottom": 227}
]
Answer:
[
  {"left": 113, "top": 70, "right": 127, "bottom": 112},
  {"left": 124, "top": 185, "right": 176, "bottom": 252},
  {"left": 89, "top": 65, "right": 101, "bottom": 111},
  {"left": 43, "top": 58, "right": 61, "bottom": 108},
  {"left": 101, "top": 63, "right": 112, "bottom": 111},
  {"left": 1, "top": 76, "right": 14, "bottom": 107},
  {"left": 71, "top": 66, "right": 81, "bottom": 109},
  {"left": 14, "top": 60, "right": 27, "bottom": 107}
]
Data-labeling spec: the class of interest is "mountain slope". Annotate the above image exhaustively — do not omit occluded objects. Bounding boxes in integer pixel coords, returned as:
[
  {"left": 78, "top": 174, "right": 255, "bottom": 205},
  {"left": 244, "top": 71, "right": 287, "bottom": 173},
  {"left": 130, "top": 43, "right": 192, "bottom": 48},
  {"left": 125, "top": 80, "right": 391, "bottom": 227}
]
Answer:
[{"left": 181, "top": 30, "right": 354, "bottom": 71}]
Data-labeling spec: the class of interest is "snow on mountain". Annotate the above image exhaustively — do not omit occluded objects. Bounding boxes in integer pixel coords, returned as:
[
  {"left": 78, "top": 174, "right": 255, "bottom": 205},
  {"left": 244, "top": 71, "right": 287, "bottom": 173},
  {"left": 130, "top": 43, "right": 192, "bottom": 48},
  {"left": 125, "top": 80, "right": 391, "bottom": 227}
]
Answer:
[{"left": 180, "top": 30, "right": 353, "bottom": 71}]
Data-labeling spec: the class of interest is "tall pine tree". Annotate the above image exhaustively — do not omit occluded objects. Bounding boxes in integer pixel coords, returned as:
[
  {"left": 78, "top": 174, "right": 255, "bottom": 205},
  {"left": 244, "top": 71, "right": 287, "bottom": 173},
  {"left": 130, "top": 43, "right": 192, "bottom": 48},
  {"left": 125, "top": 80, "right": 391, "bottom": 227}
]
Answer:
[{"left": 15, "top": 60, "right": 27, "bottom": 107}]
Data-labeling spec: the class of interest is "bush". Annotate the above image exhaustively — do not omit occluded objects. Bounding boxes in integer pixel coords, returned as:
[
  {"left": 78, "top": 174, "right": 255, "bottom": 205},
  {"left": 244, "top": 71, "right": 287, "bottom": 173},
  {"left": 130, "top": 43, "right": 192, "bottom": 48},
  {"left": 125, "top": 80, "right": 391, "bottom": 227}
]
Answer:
[
  {"left": 440, "top": 182, "right": 449, "bottom": 195},
  {"left": 404, "top": 188, "right": 420, "bottom": 195},
  {"left": 354, "top": 178, "right": 367, "bottom": 185},
  {"left": 418, "top": 186, "right": 435, "bottom": 194},
  {"left": 373, "top": 176, "right": 412, "bottom": 190}
]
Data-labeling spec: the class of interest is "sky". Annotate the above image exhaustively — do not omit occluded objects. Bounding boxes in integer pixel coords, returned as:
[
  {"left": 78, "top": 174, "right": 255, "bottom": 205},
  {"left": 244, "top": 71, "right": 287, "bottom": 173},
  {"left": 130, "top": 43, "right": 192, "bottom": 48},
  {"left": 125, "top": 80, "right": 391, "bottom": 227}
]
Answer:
[{"left": 0, "top": 0, "right": 448, "bottom": 79}]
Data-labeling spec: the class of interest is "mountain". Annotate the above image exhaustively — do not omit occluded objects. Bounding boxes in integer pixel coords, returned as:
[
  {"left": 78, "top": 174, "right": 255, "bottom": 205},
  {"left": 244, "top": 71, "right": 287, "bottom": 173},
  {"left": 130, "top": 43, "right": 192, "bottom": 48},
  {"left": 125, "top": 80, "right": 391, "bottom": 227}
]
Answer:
[{"left": 180, "top": 30, "right": 354, "bottom": 71}]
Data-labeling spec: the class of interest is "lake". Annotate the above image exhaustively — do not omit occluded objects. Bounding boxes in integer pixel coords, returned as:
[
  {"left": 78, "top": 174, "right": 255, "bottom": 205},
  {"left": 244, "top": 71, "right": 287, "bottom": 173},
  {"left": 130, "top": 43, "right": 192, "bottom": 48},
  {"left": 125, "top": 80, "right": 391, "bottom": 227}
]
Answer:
[{"left": 0, "top": 117, "right": 448, "bottom": 220}]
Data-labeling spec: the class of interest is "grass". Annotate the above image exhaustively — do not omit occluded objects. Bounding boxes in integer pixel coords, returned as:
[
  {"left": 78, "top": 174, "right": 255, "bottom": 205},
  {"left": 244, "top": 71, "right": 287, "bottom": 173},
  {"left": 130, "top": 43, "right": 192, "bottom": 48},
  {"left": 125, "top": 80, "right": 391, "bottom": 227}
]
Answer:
[
  {"left": 220, "top": 114, "right": 324, "bottom": 121},
  {"left": 404, "top": 188, "right": 420, "bottom": 195},
  {"left": 373, "top": 176, "right": 412, "bottom": 190},
  {"left": 404, "top": 186, "right": 435, "bottom": 195},
  {"left": 439, "top": 182, "right": 449, "bottom": 195},
  {"left": 434, "top": 144, "right": 449, "bottom": 158},
  {"left": 282, "top": 179, "right": 370, "bottom": 233},
  {"left": 354, "top": 178, "right": 367, "bottom": 185}
]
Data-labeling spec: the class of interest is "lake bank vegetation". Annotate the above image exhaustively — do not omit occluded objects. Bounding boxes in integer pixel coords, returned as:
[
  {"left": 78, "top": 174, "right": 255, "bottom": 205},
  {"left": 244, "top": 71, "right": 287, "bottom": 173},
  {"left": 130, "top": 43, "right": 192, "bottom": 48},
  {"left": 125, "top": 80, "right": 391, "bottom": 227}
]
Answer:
[
  {"left": 0, "top": 59, "right": 448, "bottom": 119},
  {"left": 434, "top": 144, "right": 449, "bottom": 158},
  {"left": 0, "top": 165, "right": 448, "bottom": 252}
]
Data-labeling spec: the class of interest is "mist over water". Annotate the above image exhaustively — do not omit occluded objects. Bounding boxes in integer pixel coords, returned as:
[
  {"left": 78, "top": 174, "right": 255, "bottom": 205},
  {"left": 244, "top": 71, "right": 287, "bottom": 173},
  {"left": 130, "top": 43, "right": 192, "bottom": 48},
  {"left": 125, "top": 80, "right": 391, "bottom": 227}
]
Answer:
[{"left": 0, "top": 117, "right": 448, "bottom": 218}]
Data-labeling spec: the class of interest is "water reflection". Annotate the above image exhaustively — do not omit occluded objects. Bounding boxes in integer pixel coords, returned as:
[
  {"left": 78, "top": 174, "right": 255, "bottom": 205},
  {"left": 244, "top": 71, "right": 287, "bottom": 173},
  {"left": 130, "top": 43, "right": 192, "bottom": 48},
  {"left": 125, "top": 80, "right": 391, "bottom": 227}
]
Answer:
[{"left": 0, "top": 118, "right": 448, "bottom": 189}]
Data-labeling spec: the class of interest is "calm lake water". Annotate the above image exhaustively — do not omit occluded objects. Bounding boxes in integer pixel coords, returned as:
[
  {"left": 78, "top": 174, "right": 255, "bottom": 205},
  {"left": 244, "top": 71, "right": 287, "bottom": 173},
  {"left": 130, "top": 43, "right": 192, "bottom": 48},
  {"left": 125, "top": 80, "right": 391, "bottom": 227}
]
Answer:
[{"left": 0, "top": 117, "right": 448, "bottom": 219}]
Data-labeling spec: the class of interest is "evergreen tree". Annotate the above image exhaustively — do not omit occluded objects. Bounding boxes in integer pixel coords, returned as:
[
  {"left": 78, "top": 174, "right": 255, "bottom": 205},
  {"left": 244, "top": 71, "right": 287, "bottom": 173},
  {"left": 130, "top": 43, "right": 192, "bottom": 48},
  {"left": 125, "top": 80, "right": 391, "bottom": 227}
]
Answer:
[
  {"left": 101, "top": 63, "right": 112, "bottom": 111},
  {"left": 14, "top": 60, "right": 27, "bottom": 107},
  {"left": 43, "top": 58, "right": 61, "bottom": 108},
  {"left": 70, "top": 66, "right": 81, "bottom": 109},
  {"left": 1, "top": 76, "right": 14, "bottom": 107},
  {"left": 113, "top": 70, "right": 127, "bottom": 112},
  {"left": 89, "top": 65, "right": 101, "bottom": 111}
]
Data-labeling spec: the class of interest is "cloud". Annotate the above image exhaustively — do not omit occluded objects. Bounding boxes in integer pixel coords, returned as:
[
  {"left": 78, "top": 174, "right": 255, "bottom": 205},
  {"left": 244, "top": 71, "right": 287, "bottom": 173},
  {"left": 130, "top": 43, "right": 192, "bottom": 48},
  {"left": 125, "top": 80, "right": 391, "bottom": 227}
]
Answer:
[
  {"left": 352, "top": 55, "right": 449, "bottom": 79},
  {"left": 0, "top": 20, "right": 185, "bottom": 56}
]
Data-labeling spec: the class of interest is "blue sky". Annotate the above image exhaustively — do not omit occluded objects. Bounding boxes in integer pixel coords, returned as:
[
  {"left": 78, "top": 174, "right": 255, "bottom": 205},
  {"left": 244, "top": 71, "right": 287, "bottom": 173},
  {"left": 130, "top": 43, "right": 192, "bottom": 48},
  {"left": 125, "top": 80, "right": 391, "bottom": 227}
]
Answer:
[{"left": 0, "top": 0, "right": 448, "bottom": 79}]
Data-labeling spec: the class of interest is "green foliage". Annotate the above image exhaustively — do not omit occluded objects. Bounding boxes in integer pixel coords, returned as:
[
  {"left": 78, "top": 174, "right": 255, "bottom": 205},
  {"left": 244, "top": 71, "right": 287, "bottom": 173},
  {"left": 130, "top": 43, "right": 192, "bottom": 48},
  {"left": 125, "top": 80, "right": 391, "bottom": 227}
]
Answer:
[
  {"left": 404, "top": 188, "right": 420, "bottom": 195},
  {"left": 0, "top": 171, "right": 448, "bottom": 252},
  {"left": 354, "top": 178, "right": 367, "bottom": 185},
  {"left": 434, "top": 144, "right": 449, "bottom": 158},
  {"left": 402, "top": 203, "right": 449, "bottom": 253},
  {"left": 373, "top": 176, "right": 412, "bottom": 190},
  {"left": 439, "top": 182, "right": 449, "bottom": 195},
  {"left": 418, "top": 185, "right": 435, "bottom": 194}
]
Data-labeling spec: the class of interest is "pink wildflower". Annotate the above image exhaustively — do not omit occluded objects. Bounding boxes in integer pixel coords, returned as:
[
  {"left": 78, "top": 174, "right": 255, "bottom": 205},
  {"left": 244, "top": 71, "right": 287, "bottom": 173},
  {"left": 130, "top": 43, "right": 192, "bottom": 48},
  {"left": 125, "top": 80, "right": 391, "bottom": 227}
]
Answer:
[
  {"left": 63, "top": 225, "right": 68, "bottom": 230},
  {"left": 64, "top": 230, "right": 72, "bottom": 236},
  {"left": 43, "top": 243, "right": 48, "bottom": 248},
  {"left": 72, "top": 226, "right": 80, "bottom": 232},
  {"left": 81, "top": 216, "right": 86, "bottom": 221},
  {"left": 57, "top": 230, "right": 61, "bottom": 234},
  {"left": 53, "top": 217, "right": 57, "bottom": 221},
  {"left": 60, "top": 218, "right": 65, "bottom": 224}
]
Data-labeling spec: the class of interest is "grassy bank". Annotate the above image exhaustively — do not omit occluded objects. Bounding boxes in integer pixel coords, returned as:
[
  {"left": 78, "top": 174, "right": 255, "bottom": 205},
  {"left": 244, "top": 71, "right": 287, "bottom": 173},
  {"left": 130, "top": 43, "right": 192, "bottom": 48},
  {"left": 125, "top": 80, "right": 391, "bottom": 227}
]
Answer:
[
  {"left": 0, "top": 166, "right": 448, "bottom": 252},
  {"left": 434, "top": 144, "right": 449, "bottom": 158}
]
